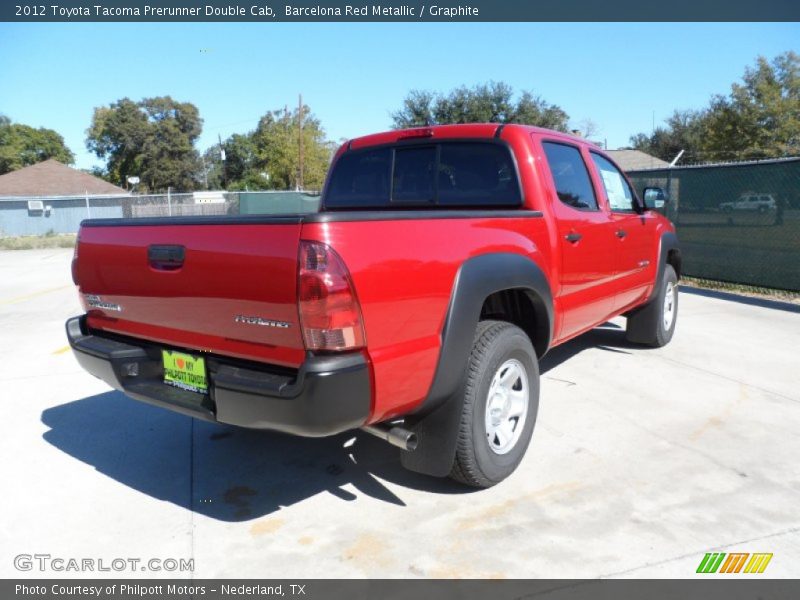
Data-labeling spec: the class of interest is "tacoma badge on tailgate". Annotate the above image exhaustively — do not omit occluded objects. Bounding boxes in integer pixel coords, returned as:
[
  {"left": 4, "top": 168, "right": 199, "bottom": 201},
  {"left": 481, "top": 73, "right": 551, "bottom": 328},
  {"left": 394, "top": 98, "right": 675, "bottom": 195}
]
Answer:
[
  {"left": 85, "top": 294, "right": 123, "bottom": 312},
  {"left": 234, "top": 315, "right": 291, "bottom": 328}
]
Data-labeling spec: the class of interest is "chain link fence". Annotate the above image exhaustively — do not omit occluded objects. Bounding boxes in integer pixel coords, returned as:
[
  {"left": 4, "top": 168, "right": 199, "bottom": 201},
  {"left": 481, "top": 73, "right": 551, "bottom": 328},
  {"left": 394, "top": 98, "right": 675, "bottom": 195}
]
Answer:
[
  {"left": 628, "top": 157, "right": 800, "bottom": 292},
  {"left": 0, "top": 191, "right": 321, "bottom": 238}
]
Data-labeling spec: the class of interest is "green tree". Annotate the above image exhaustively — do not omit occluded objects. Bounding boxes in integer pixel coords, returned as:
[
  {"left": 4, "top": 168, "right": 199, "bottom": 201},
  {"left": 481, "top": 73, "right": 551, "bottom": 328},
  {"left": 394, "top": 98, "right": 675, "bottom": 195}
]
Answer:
[
  {"left": 510, "top": 91, "right": 570, "bottom": 131},
  {"left": 85, "top": 99, "right": 148, "bottom": 186},
  {"left": 216, "top": 104, "right": 333, "bottom": 191},
  {"left": 223, "top": 133, "right": 258, "bottom": 185},
  {"left": 202, "top": 133, "right": 260, "bottom": 190},
  {"left": 200, "top": 146, "right": 223, "bottom": 190},
  {"left": 392, "top": 90, "right": 435, "bottom": 128},
  {"left": 700, "top": 51, "right": 799, "bottom": 161},
  {"left": 630, "top": 52, "right": 799, "bottom": 164},
  {"left": 86, "top": 96, "right": 203, "bottom": 191},
  {"left": 391, "top": 81, "right": 569, "bottom": 131},
  {"left": 629, "top": 110, "right": 706, "bottom": 164},
  {"left": 0, "top": 115, "right": 75, "bottom": 174}
]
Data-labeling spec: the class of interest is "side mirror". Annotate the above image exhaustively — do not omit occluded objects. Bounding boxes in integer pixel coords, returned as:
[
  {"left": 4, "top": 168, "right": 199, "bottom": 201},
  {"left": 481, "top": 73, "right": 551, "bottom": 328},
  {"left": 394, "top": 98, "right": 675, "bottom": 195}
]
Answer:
[{"left": 643, "top": 187, "right": 668, "bottom": 210}]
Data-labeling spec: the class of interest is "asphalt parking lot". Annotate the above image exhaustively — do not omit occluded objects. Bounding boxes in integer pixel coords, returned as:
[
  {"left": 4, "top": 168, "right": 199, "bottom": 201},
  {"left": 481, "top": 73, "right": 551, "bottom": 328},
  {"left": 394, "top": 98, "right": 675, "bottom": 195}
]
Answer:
[{"left": 1, "top": 248, "right": 798, "bottom": 579}]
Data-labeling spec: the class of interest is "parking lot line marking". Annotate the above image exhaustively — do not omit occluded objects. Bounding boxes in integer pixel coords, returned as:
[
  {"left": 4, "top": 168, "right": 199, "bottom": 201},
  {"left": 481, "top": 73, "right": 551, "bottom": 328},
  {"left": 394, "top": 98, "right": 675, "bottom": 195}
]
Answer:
[
  {"left": 52, "top": 345, "right": 70, "bottom": 355},
  {"left": 0, "top": 284, "right": 71, "bottom": 306}
]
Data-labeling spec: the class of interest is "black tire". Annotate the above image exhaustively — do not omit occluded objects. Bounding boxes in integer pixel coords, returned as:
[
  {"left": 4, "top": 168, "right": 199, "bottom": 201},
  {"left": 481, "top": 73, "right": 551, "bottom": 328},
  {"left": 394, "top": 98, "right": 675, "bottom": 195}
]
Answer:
[
  {"left": 449, "top": 320, "right": 539, "bottom": 488},
  {"left": 625, "top": 264, "right": 678, "bottom": 347}
]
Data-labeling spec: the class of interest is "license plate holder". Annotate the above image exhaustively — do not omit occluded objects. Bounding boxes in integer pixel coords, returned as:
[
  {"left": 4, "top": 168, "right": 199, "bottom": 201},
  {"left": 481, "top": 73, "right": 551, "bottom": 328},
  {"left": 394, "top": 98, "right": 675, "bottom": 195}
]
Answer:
[{"left": 162, "top": 350, "right": 208, "bottom": 394}]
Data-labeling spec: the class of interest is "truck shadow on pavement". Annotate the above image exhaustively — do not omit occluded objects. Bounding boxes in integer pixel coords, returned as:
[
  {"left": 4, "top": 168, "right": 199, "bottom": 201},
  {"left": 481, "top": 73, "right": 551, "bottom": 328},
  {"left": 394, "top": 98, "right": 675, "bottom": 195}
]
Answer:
[
  {"left": 41, "top": 323, "right": 636, "bottom": 522},
  {"left": 40, "top": 391, "right": 472, "bottom": 522},
  {"left": 539, "top": 321, "right": 636, "bottom": 375}
]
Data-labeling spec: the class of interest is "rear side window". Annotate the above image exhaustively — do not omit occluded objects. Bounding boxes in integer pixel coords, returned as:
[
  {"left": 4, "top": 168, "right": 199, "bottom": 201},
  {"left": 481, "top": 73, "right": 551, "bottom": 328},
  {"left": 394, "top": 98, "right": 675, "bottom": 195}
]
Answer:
[
  {"left": 324, "top": 141, "right": 521, "bottom": 209},
  {"left": 542, "top": 142, "right": 598, "bottom": 211},
  {"left": 326, "top": 148, "right": 391, "bottom": 207}
]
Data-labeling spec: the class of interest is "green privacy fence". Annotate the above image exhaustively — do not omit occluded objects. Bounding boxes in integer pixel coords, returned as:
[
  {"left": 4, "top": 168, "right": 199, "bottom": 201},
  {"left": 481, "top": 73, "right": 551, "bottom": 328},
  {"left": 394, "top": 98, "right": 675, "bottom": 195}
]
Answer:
[
  {"left": 627, "top": 158, "right": 800, "bottom": 292},
  {"left": 235, "top": 191, "right": 320, "bottom": 215}
]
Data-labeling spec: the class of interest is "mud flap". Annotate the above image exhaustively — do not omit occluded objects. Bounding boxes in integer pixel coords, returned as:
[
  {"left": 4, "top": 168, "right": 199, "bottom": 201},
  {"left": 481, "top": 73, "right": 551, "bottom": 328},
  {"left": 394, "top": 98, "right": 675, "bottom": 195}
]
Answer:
[
  {"left": 624, "top": 276, "right": 664, "bottom": 344},
  {"left": 400, "top": 390, "right": 463, "bottom": 477}
]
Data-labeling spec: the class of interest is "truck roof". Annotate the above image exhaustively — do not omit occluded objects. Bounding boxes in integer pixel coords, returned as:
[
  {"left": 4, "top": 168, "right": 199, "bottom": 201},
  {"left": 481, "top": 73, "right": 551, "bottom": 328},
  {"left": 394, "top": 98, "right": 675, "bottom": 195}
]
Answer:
[{"left": 346, "top": 123, "right": 586, "bottom": 151}]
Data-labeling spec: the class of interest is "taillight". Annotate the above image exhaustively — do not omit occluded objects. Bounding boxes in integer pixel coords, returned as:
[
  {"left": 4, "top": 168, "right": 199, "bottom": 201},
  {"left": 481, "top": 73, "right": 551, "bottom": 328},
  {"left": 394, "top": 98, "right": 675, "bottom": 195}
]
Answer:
[
  {"left": 298, "top": 241, "right": 365, "bottom": 352},
  {"left": 71, "top": 238, "right": 79, "bottom": 286}
]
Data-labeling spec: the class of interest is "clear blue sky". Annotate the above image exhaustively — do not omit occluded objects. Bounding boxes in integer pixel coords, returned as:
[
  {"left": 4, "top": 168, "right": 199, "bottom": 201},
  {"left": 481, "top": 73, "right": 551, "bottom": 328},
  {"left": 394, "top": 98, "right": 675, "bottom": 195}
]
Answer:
[{"left": 1, "top": 22, "right": 798, "bottom": 170}]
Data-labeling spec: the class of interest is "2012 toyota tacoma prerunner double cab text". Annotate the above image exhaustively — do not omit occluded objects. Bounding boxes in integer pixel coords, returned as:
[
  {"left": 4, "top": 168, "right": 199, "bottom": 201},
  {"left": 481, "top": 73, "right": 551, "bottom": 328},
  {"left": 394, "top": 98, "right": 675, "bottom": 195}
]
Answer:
[{"left": 67, "top": 124, "right": 681, "bottom": 488}]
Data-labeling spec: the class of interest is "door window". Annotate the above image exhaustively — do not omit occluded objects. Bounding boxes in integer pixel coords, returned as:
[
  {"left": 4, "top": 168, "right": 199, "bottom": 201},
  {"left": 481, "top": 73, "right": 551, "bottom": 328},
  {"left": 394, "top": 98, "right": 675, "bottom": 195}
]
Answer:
[
  {"left": 542, "top": 142, "right": 598, "bottom": 211},
  {"left": 590, "top": 153, "right": 635, "bottom": 211}
]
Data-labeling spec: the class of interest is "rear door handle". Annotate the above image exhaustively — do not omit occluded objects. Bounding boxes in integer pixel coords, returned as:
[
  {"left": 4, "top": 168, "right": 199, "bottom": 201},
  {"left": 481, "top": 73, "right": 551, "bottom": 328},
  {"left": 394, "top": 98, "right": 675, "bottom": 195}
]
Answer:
[
  {"left": 565, "top": 232, "right": 582, "bottom": 243},
  {"left": 615, "top": 229, "right": 627, "bottom": 239}
]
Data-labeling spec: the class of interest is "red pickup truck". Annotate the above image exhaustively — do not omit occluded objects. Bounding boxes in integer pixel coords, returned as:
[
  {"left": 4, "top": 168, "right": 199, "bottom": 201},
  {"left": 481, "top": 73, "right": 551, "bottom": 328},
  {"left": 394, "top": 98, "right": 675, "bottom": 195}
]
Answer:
[{"left": 67, "top": 124, "right": 680, "bottom": 488}]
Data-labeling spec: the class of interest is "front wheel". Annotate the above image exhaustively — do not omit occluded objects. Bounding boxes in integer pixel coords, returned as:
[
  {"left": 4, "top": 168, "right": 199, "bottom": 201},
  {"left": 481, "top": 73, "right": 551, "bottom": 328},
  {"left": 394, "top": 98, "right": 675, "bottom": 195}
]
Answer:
[
  {"left": 626, "top": 264, "right": 679, "bottom": 347},
  {"left": 449, "top": 321, "right": 539, "bottom": 488}
]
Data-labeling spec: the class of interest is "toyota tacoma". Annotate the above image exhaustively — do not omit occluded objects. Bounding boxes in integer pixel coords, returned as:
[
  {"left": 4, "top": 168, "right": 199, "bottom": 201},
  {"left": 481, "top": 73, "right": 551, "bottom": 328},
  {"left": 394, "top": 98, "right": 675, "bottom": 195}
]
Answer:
[{"left": 67, "top": 124, "right": 681, "bottom": 488}]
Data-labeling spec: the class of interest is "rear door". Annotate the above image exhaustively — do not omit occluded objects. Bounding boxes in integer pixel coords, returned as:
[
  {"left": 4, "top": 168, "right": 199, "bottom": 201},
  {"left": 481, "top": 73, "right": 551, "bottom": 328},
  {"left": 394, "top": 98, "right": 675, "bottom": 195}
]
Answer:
[
  {"left": 588, "top": 151, "right": 658, "bottom": 311},
  {"left": 540, "top": 140, "right": 618, "bottom": 340}
]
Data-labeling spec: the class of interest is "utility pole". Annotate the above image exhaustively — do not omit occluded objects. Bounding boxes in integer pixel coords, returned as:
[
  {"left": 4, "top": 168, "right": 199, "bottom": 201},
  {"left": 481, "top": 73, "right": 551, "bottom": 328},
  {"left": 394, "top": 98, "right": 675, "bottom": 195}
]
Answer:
[
  {"left": 218, "top": 133, "right": 227, "bottom": 189},
  {"left": 298, "top": 93, "right": 304, "bottom": 191},
  {"left": 200, "top": 154, "right": 209, "bottom": 190}
]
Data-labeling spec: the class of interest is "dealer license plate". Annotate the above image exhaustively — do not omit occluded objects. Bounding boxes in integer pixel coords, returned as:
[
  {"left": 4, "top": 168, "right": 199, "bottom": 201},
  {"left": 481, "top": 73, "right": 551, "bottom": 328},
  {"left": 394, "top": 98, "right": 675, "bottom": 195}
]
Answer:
[{"left": 162, "top": 350, "right": 208, "bottom": 394}]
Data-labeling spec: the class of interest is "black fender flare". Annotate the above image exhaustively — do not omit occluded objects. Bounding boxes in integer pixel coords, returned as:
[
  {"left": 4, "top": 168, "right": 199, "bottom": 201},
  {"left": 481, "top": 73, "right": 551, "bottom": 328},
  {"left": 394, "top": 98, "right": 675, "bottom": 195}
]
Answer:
[
  {"left": 647, "top": 231, "right": 681, "bottom": 303},
  {"left": 401, "top": 252, "right": 553, "bottom": 477}
]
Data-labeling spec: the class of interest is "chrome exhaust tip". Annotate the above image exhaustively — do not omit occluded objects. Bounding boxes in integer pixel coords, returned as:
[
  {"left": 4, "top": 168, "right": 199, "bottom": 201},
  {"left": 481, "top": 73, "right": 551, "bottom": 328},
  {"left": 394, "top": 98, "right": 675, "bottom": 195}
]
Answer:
[{"left": 361, "top": 424, "right": 418, "bottom": 452}]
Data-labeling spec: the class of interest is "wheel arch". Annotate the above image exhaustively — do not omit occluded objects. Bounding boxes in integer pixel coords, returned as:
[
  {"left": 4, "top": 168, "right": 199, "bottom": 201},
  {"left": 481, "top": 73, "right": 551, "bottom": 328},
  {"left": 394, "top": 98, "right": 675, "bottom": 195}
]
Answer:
[
  {"left": 654, "top": 231, "right": 681, "bottom": 298},
  {"left": 479, "top": 288, "right": 550, "bottom": 359},
  {"left": 420, "top": 252, "right": 553, "bottom": 416},
  {"left": 401, "top": 252, "right": 553, "bottom": 478}
]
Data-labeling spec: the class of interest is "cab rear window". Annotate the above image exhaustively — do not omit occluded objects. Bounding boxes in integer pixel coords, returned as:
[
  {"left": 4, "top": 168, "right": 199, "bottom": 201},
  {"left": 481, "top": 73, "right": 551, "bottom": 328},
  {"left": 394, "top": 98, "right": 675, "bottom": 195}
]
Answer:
[{"left": 325, "top": 141, "right": 522, "bottom": 209}]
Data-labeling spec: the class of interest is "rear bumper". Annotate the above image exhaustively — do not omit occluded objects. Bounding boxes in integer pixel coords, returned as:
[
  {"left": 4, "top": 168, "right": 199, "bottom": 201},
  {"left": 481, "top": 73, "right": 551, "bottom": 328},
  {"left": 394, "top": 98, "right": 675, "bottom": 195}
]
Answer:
[{"left": 66, "top": 316, "right": 371, "bottom": 436}]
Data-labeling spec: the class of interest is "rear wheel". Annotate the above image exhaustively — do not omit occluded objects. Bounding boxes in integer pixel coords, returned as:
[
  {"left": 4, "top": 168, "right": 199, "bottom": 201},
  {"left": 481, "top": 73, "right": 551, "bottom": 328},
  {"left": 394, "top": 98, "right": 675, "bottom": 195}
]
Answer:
[{"left": 449, "top": 321, "right": 539, "bottom": 488}]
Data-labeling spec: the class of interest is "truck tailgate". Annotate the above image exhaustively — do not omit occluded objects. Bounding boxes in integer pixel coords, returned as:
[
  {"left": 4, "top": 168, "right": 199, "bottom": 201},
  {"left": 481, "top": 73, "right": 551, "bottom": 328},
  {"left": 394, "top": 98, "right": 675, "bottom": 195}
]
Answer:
[{"left": 75, "top": 218, "right": 306, "bottom": 368}]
